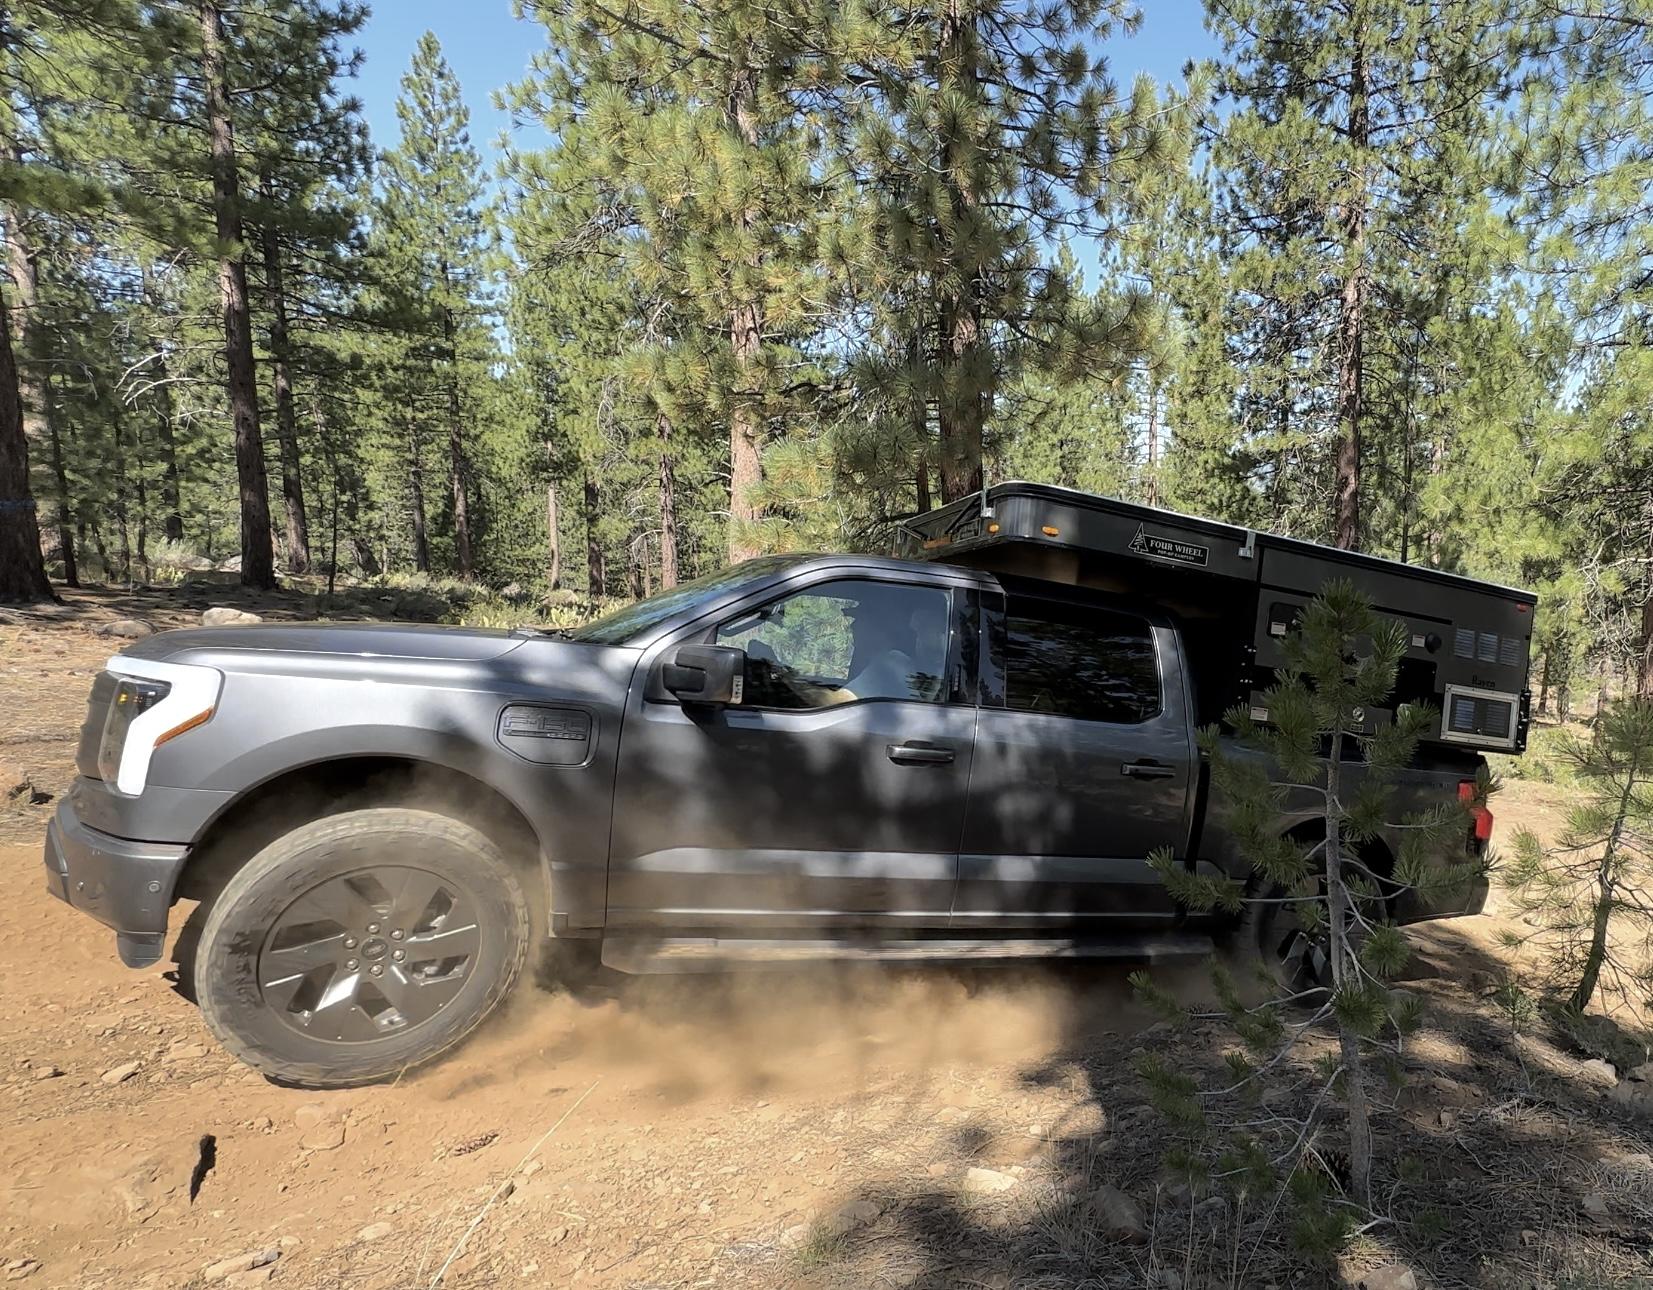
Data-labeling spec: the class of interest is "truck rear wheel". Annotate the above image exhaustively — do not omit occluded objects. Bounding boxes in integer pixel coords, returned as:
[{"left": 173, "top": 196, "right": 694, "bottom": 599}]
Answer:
[{"left": 193, "top": 808, "right": 531, "bottom": 1088}]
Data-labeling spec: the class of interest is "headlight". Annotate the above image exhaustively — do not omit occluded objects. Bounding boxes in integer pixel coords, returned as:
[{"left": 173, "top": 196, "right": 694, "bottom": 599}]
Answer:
[
  {"left": 98, "top": 658, "right": 222, "bottom": 795},
  {"left": 97, "top": 679, "right": 172, "bottom": 783}
]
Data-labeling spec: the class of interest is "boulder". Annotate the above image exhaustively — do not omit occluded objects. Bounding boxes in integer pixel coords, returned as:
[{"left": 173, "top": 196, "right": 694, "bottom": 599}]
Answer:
[
  {"left": 94, "top": 619, "right": 154, "bottom": 640},
  {"left": 1608, "top": 1062, "right": 1653, "bottom": 1118},
  {"left": 201, "top": 607, "right": 262, "bottom": 627}
]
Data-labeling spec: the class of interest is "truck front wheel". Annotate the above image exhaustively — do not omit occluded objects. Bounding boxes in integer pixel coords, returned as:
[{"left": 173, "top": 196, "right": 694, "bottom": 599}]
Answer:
[{"left": 193, "top": 808, "right": 531, "bottom": 1088}]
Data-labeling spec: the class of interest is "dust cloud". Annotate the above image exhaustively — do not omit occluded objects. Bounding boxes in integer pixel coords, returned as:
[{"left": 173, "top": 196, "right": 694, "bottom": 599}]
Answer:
[{"left": 419, "top": 954, "right": 1218, "bottom": 1111}]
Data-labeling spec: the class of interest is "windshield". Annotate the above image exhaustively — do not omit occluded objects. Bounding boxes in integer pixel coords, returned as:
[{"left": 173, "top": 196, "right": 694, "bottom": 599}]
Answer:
[{"left": 564, "top": 556, "right": 805, "bottom": 645}]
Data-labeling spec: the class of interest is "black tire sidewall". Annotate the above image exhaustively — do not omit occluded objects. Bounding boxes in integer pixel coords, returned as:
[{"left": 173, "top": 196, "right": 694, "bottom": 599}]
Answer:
[{"left": 195, "top": 808, "right": 529, "bottom": 1087}]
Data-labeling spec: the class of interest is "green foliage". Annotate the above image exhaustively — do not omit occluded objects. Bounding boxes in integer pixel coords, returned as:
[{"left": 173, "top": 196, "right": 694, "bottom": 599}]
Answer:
[
  {"left": 1138, "top": 584, "right": 1469, "bottom": 1232},
  {"left": 1502, "top": 698, "right": 1653, "bottom": 1014}
]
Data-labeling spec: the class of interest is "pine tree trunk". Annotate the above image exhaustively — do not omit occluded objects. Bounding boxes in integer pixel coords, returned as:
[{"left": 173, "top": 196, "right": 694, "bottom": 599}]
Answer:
[
  {"left": 727, "top": 66, "right": 765, "bottom": 563},
  {"left": 199, "top": 0, "right": 276, "bottom": 590},
  {"left": 1333, "top": 42, "right": 1369, "bottom": 552},
  {"left": 936, "top": 0, "right": 986, "bottom": 505},
  {"left": 1572, "top": 777, "right": 1634, "bottom": 1013},
  {"left": 407, "top": 408, "right": 430, "bottom": 574},
  {"left": 0, "top": 276, "right": 52, "bottom": 602},
  {"left": 1538, "top": 651, "right": 1552, "bottom": 717},
  {"left": 545, "top": 467, "right": 560, "bottom": 593},
  {"left": 152, "top": 352, "right": 184, "bottom": 544},
  {"left": 1145, "top": 371, "right": 1161, "bottom": 508},
  {"left": 258, "top": 174, "right": 310, "bottom": 574},
  {"left": 438, "top": 294, "right": 473, "bottom": 579},
  {"left": 1323, "top": 727, "right": 1374, "bottom": 1208},
  {"left": 657, "top": 411, "right": 679, "bottom": 589},
  {"left": 584, "top": 473, "right": 605, "bottom": 597},
  {"left": 1637, "top": 488, "right": 1653, "bottom": 698},
  {"left": 45, "top": 373, "right": 76, "bottom": 586},
  {"left": 911, "top": 329, "right": 932, "bottom": 513}
]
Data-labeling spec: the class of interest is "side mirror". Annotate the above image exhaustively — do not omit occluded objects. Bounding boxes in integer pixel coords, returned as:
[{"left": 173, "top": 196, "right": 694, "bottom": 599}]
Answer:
[{"left": 660, "top": 644, "right": 745, "bottom": 706}]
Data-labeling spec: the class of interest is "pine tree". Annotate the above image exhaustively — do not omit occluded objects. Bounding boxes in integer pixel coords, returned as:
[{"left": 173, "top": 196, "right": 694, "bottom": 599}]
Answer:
[
  {"left": 1504, "top": 699, "right": 1653, "bottom": 1013},
  {"left": 511, "top": 0, "right": 831, "bottom": 563},
  {"left": 374, "top": 33, "right": 498, "bottom": 581},
  {"left": 1136, "top": 582, "right": 1475, "bottom": 1213},
  {"left": 831, "top": 1, "right": 1196, "bottom": 506},
  {"left": 1206, "top": 0, "right": 1540, "bottom": 551}
]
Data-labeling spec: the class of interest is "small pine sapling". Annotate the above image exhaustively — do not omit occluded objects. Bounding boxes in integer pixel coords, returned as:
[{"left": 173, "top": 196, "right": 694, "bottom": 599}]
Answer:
[
  {"left": 1133, "top": 580, "right": 1482, "bottom": 1225},
  {"left": 1502, "top": 697, "right": 1653, "bottom": 1015}
]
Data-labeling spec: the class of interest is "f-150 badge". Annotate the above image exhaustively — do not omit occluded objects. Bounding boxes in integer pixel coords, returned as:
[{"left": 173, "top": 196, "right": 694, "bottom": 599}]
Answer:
[{"left": 1127, "top": 525, "right": 1209, "bottom": 567}]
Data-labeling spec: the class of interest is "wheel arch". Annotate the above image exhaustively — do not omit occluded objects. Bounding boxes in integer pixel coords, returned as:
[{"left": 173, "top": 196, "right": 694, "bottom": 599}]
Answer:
[{"left": 175, "top": 755, "right": 549, "bottom": 914}]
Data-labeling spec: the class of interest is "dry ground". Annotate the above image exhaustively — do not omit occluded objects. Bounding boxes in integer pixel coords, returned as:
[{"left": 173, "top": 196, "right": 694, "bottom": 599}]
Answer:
[{"left": 2, "top": 587, "right": 1651, "bottom": 1290}]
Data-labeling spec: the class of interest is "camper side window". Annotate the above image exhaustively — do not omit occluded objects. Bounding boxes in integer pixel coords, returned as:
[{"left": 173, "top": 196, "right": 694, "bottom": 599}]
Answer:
[{"left": 1003, "top": 600, "right": 1160, "bottom": 724}]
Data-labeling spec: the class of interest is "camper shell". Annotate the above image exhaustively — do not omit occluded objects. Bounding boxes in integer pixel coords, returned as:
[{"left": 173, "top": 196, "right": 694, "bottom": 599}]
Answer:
[{"left": 901, "top": 482, "right": 1536, "bottom": 756}]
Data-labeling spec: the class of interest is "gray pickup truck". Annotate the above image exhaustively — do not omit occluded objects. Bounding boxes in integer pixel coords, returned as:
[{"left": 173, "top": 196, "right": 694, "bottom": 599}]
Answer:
[{"left": 45, "top": 485, "right": 1526, "bottom": 1087}]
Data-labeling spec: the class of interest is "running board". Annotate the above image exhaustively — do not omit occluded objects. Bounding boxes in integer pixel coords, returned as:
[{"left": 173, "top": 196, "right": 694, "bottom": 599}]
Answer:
[{"left": 599, "top": 933, "right": 1214, "bottom": 975}]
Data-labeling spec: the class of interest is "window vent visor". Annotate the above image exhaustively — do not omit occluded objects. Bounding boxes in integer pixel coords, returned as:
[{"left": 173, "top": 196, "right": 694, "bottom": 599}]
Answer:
[{"left": 1440, "top": 684, "right": 1521, "bottom": 750}]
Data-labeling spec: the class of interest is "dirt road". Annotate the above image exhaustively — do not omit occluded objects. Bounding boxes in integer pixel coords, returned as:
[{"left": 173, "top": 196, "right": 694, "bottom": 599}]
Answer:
[{"left": 3, "top": 592, "right": 1651, "bottom": 1290}]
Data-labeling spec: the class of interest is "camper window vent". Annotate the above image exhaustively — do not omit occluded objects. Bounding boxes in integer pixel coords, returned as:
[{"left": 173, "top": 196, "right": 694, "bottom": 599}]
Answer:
[
  {"left": 1454, "top": 628, "right": 1475, "bottom": 658},
  {"left": 1441, "top": 684, "right": 1520, "bottom": 749},
  {"left": 1498, "top": 637, "right": 1523, "bottom": 668}
]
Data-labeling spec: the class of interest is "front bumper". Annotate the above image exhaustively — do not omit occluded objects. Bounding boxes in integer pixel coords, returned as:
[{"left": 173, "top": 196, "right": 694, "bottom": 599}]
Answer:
[{"left": 44, "top": 799, "right": 190, "bottom": 967}]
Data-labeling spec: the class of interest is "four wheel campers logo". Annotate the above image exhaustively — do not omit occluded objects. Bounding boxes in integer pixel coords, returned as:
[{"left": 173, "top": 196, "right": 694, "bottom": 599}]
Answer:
[{"left": 1127, "top": 524, "right": 1210, "bottom": 567}]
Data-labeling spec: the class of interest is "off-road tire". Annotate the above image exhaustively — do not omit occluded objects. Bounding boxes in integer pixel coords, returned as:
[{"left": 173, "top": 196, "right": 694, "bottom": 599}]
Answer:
[{"left": 194, "top": 808, "right": 531, "bottom": 1088}]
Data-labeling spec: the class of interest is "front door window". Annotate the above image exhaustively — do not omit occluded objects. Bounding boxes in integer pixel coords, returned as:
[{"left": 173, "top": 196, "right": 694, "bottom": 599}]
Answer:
[{"left": 714, "top": 580, "right": 952, "bottom": 710}]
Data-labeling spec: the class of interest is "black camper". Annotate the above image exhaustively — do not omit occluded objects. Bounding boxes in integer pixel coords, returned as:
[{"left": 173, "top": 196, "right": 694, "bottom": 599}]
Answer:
[{"left": 901, "top": 481, "right": 1536, "bottom": 755}]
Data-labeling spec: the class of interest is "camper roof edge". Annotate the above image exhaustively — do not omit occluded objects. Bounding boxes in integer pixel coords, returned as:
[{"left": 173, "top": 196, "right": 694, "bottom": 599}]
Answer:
[{"left": 905, "top": 480, "right": 1538, "bottom": 606}]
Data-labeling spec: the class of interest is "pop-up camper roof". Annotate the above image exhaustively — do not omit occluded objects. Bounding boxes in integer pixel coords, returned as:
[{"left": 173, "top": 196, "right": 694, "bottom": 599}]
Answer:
[{"left": 899, "top": 482, "right": 1537, "bottom": 756}]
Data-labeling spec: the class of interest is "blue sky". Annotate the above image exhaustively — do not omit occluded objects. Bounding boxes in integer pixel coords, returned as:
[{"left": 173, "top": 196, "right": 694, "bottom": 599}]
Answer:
[{"left": 353, "top": 0, "right": 1219, "bottom": 155}]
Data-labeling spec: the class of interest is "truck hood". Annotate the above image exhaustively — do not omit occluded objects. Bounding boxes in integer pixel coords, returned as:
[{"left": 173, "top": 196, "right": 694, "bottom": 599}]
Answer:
[{"left": 115, "top": 621, "right": 529, "bottom": 665}]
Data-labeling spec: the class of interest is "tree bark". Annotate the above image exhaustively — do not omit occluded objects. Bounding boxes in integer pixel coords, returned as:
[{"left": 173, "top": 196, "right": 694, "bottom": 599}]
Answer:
[
  {"left": 258, "top": 171, "right": 310, "bottom": 574},
  {"left": 437, "top": 287, "right": 473, "bottom": 579},
  {"left": 152, "top": 351, "right": 184, "bottom": 544},
  {"left": 199, "top": 0, "right": 275, "bottom": 590},
  {"left": 407, "top": 405, "right": 430, "bottom": 573},
  {"left": 726, "top": 65, "right": 765, "bottom": 562},
  {"left": 1144, "top": 370, "right": 1161, "bottom": 508},
  {"left": 545, "top": 462, "right": 560, "bottom": 593},
  {"left": 1333, "top": 41, "right": 1369, "bottom": 552},
  {"left": 45, "top": 372, "right": 75, "bottom": 586},
  {"left": 1572, "top": 774, "right": 1635, "bottom": 1012},
  {"left": 584, "top": 473, "right": 605, "bottom": 597},
  {"left": 1324, "top": 726, "right": 1373, "bottom": 1209},
  {"left": 0, "top": 276, "right": 52, "bottom": 602},
  {"left": 1637, "top": 486, "right": 1653, "bottom": 698},
  {"left": 936, "top": 0, "right": 987, "bottom": 504},
  {"left": 657, "top": 411, "right": 679, "bottom": 589}
]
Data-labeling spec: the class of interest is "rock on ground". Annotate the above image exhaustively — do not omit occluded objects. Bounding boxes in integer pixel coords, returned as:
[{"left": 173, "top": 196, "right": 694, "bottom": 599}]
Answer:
[
  {"left": 1609, "top": 1062, "right": 1653, "bottom": 1117},
  {"left": 1342, "top": 1264, "right": 1420, "bottom": 1290},
  {"left": 100, "top": 1061, "right": 140, "bottom": 1085},
  {"left": 202, "top": 1248, "right": 280, "bottom": 1283},
  {"left": 201, "top": 607, "right": 262, "bottom": 627},
  {"left": 1089, "top": 1184, "right": 1147, "bottom": 1243},
  {"left": 963, "top": 1166, "right": 1018, "bottom": 1194},
  {"left": 94, "top": 619, "right": 154, "bottom": 639}
]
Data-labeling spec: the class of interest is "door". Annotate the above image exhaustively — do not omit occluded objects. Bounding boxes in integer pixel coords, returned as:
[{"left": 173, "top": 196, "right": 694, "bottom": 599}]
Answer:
[
  {"left": 953, "top": 591, "right": 1195, "bottom": 928},
  {"left": 607, "top": 576, "right": 979, "bottom": 930}
]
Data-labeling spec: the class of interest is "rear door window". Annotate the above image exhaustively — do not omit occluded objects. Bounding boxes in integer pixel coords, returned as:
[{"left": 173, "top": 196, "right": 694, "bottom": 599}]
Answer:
[{"left": 1003, "top": 599, "right": 1160, "bottom": 724}]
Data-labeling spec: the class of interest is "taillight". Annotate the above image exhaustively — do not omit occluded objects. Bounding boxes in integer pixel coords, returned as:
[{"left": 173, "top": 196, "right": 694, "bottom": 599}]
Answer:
[{"left": 1459, "top": 780, "right": 1493, "bottom": 844}]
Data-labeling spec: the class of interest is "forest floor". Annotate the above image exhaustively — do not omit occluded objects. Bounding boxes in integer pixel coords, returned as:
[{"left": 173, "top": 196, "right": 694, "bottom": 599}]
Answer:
[{"left": 2, "top": 585, "right": 1652, "bottom": 1290}]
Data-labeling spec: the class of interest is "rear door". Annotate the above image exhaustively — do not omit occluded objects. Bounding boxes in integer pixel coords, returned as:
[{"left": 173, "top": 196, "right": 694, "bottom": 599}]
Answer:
[
  {"left": 607, "top": 571, "right": 981, "bottom": 929},
  {"left": 953, "top": 587, "right": 1196, "bottom": 928}
]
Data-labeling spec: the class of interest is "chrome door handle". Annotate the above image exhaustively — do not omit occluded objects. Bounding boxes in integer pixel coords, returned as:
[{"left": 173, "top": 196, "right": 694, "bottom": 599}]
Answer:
[
  {"left": 887, "top": 742, "right": 955, "bottom": 766},
  {"left": 1120, "top": 760, "right": 1176, "bottom": 779}
]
